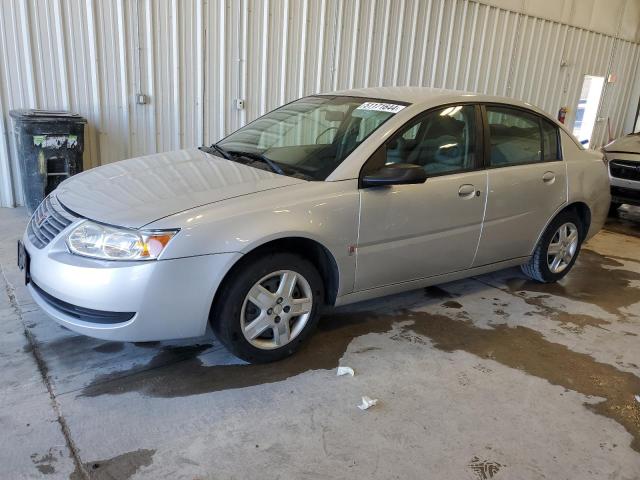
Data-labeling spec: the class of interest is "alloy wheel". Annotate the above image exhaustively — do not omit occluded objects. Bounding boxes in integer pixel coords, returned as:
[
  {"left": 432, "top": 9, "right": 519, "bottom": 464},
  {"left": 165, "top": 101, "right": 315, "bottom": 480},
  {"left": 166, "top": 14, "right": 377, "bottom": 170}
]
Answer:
[
  {"left": 240, "top": 270, "right": 313, "bottom": 350},
  {"left": 547, "top": 222, "right": 579, "bottom": 274}
]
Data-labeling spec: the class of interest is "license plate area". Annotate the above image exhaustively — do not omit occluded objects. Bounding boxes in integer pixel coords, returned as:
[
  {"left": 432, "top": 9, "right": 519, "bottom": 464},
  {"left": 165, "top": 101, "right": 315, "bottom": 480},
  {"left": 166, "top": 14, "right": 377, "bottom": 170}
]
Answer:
[{"left": 17, "top": 240, "right": 30, "bottom": 284}]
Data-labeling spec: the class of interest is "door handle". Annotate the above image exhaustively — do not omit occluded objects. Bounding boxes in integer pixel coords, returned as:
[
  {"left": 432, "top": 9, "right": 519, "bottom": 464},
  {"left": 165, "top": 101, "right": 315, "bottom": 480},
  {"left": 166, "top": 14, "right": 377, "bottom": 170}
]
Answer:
[
  {"left": 542, "top": 171, "right": 556, "bottom": 184},
  {"left": 458, "top": 184, "right": 476, "bottom": 198}
]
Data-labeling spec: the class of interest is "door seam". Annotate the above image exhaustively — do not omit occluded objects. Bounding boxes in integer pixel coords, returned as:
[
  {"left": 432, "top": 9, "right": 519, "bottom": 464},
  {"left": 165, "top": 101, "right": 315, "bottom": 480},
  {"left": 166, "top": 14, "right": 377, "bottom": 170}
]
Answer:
[
  {"left": 471, "top": 170, "right": 489, "bottom": 266},
  {"left": 352, "top": 190, "right": 363, "bottom": 292}
]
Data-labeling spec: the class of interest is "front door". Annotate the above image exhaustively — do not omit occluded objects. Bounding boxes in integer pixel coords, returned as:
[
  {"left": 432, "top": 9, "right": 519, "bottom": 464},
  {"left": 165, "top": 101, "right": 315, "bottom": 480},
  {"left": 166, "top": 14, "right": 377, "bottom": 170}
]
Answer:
[{"left": 355, "top": 104, "right": 487, "bottom": 291}]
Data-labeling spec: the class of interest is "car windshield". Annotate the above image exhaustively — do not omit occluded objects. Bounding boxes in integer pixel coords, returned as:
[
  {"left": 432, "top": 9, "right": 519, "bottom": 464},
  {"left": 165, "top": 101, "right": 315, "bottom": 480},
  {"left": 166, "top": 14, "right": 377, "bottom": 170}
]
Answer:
[{"left": 217, "top": 95, "right": 407, "bottom": 180}]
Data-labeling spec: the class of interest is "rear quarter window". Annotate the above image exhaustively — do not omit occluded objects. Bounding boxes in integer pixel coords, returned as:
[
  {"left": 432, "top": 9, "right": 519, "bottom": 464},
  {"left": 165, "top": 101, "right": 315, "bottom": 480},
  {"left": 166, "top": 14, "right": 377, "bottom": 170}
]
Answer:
[{"left": 541, "top": 120, "right": 561, "bottom": 160}]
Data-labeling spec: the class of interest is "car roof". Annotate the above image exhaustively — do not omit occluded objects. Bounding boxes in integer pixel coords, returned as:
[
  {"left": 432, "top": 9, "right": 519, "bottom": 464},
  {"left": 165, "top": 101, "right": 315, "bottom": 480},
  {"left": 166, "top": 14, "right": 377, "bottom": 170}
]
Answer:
[{"left": 323, "top": 86, "right": 555, "bottom": 122}]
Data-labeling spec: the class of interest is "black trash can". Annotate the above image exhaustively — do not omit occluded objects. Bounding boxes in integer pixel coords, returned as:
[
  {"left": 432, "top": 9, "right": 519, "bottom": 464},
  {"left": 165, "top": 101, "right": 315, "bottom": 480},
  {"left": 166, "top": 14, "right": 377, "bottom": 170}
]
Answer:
[{"left": 9, "top": 109, "right": 87, "bottom": 214}]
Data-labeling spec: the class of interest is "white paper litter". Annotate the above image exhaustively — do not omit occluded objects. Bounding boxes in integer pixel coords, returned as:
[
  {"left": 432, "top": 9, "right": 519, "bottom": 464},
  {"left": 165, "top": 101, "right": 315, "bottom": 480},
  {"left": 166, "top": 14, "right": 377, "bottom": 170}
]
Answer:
[
  {"left": 634, "top": 394, "right": 640, "bottom": 403},
  {"left": 357, "top": 396, "right": 379, "bottom": 410},
  {"left": 337, "top": 366, "right": 355, "bottom": 377}
]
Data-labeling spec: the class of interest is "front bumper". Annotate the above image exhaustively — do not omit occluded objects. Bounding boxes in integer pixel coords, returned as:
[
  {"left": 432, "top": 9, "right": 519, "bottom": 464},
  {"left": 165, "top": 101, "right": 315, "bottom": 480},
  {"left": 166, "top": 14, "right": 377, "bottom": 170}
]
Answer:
[
  {"left": 23, "top": 231, "right": 241, "bottom": 342},
  {"left": 608, "top": 152, "right": 640, "bottom": 206}
]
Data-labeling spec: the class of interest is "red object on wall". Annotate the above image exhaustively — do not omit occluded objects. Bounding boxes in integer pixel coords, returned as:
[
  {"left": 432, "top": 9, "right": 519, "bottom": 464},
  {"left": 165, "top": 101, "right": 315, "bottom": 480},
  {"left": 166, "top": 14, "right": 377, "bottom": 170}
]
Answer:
[{"left": 558, "top": 107, "right": 567, "bottom": 124}]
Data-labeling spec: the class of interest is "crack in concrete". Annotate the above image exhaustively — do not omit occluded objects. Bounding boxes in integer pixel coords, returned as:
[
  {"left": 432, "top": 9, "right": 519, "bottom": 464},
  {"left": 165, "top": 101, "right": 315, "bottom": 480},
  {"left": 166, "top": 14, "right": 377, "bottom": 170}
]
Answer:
[{"left": 0, "top": 264, "right": 89, "bottom": 480}]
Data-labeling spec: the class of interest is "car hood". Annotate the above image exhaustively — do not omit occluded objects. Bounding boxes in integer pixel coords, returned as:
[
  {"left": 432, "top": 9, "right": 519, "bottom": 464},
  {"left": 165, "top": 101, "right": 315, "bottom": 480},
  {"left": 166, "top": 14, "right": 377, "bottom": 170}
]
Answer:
[
  {"left": 56, "top": 148, "right": 306, "bottom": 228},
  {"left": 604, "top": 134, "right": 640, "bottom": 154}
]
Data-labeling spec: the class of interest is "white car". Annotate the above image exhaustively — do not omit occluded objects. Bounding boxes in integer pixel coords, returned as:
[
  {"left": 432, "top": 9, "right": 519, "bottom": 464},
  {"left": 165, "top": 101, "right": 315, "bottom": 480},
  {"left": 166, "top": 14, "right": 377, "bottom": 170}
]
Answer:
[
  {"left": 19, "top": 87, "right": 610, "bottom": 362},
  {"left": 604, "top": 132, "right": 640, "bottom": 212}
]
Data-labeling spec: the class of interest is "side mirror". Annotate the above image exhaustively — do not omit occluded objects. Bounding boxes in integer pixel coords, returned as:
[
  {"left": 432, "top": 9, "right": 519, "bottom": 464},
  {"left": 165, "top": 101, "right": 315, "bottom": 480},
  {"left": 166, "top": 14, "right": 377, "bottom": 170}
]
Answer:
[{"left": 361, "top": 163, "right": 427, "bottom": 187}]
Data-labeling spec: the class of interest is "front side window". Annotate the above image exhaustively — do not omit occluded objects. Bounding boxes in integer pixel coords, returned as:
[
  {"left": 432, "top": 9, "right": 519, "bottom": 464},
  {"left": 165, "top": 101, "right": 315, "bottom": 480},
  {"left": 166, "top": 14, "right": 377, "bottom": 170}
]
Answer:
[
  {"left": 381, "top": 104, "right": 477, "bottom": 175},
  {"left": 486, "top": 106, "right": 543, "bottom": 166},
  {"left": 217, "top": 96, "right": 406, "bottom": 180}
]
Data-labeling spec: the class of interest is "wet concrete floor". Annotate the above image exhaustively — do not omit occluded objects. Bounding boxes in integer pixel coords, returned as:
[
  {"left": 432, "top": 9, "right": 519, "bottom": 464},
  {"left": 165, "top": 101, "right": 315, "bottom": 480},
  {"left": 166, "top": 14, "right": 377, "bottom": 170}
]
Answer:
[{"left": 1, "top": 206, "right": 640, "bottom": 479}]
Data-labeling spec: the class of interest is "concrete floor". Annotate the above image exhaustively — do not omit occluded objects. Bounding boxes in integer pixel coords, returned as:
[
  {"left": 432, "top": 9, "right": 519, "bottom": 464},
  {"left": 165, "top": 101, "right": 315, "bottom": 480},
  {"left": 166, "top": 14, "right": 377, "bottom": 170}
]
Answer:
[{"left": 1, "top": 206, "right": 640, "bottom": 480}]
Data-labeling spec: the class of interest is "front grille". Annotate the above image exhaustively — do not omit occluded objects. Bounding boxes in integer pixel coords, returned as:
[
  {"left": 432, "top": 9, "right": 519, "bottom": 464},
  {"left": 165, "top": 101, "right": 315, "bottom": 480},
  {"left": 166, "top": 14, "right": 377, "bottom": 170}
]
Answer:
[
  {"left": 609, "top": 160, "right": 640, "bottom": 181},
  {"left": 27, "top": 195, "right": 79, "bottom": 249}
]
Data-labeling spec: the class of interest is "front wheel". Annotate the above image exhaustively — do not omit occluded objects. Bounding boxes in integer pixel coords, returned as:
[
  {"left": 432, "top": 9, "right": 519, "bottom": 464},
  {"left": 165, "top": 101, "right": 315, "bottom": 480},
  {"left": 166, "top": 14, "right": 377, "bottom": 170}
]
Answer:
[
  {"left": 211, "top": 252, "right": 324, "bottom": 363},
  {"left": 521, "top": 211, "right": 583, "bottom": 283}
]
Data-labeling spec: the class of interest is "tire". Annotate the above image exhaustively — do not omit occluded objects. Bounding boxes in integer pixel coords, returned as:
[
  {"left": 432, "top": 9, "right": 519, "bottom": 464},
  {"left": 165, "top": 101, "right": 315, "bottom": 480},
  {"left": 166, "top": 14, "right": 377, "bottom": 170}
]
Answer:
[
  {"left": 521, "top": 210, "right": 583, "bottom": 283},
  {"left": 211, "top": 252, "right": 324, "bottom": 363},
  {"left": 608, "top": 201, "right": 622, "bottom": 217}
]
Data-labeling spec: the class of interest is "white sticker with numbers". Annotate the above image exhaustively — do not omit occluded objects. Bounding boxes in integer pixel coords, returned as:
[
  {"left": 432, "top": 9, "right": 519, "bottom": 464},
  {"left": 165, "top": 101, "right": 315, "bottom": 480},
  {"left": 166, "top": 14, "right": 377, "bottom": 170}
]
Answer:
[{"left": 355, "top": 102, "right": 406, "bottom": 114}]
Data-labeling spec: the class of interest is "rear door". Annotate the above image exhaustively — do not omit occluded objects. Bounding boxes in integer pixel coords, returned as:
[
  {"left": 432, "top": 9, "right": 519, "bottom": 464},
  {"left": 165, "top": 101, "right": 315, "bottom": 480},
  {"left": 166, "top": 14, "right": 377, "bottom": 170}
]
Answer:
[{"left": 472, "top": 105, "right": 567, "bottom": 266}]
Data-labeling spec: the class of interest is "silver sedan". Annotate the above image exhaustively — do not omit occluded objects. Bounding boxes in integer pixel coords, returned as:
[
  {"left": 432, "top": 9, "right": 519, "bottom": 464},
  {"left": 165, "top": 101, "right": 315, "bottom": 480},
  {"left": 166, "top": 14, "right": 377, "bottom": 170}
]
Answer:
[{"left": 19, "top": 87, "right": 610, "bottom": 363}]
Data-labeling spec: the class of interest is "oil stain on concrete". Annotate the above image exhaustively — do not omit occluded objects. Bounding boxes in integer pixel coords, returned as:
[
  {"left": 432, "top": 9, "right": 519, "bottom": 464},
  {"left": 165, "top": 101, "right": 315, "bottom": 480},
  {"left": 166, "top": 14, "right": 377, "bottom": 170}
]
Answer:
[
  {"left": 70, "top": 449, "right": 155, "bottom": 480},
  {"left": 82, "top": 307, "right": 640, "bottom": 454}
]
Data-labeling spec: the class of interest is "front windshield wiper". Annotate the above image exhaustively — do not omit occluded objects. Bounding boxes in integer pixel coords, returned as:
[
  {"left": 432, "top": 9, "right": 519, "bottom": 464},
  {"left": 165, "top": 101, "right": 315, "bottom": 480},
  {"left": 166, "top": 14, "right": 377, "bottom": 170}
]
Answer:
[
  {"left": 199, "top": 143, "right": 232, "bottom": 160},
  {"left": 211, "top": 143, "right": 232, "bottom": 160},
  {"left": 227, "top": 150, "right": 285, "bottom": 175}
]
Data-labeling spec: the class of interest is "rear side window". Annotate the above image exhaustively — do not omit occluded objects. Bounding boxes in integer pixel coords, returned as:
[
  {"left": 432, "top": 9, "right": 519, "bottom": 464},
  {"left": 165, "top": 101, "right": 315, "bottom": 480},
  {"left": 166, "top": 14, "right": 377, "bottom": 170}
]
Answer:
[
  {"left": 486, "top": 106, "right": 542, "bottom": 166},
  {"left": 541, "top": 120, "right": 561, "bottom": 160}
]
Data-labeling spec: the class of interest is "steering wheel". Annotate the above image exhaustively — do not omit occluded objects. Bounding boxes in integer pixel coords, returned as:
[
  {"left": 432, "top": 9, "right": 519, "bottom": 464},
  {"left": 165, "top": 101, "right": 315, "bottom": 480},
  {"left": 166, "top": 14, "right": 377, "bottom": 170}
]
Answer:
[
  {"left": 436, "top": 136, "right": 462, "bottom": 161},
  {"left": 315, "top": 127, "right": 339, "bottom": 144}
]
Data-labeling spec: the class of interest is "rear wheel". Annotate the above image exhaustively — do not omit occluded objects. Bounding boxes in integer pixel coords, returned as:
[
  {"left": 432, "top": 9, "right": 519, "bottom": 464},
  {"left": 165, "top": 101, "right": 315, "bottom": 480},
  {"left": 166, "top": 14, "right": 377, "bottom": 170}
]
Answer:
[
  {"left": 211, "top": 252, "right": 324, "bottom": 363},
  {"left": 521, "top": 210, "right": 583, "bottom": 283}
]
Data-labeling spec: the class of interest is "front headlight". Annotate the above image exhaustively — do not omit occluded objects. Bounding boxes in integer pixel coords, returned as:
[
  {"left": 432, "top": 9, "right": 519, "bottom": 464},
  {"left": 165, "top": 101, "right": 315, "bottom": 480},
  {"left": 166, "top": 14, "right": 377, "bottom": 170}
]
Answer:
[{"left": 66, "top": 221, "right": 178, "bottom": 261}]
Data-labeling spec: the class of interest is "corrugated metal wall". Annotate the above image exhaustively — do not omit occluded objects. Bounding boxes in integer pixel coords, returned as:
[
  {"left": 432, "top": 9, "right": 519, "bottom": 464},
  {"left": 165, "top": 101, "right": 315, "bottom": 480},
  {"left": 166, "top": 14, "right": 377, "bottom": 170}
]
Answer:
[{"left": 1, "top": 0, "right": 639, "bottom": 207}]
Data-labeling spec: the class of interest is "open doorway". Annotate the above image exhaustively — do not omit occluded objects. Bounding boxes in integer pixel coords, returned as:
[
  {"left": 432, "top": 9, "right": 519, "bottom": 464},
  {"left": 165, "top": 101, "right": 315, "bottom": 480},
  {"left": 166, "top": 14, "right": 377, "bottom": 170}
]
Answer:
[{"left": 572, "top": 75, "right": 605, "bottom": 148}]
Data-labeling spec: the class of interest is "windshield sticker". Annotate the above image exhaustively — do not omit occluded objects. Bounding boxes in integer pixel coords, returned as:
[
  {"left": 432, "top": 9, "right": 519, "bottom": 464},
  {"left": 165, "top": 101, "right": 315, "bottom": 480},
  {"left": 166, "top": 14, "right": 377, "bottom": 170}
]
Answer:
[{"left": 355, "top": 102, "right": 406, "bottom": 114}]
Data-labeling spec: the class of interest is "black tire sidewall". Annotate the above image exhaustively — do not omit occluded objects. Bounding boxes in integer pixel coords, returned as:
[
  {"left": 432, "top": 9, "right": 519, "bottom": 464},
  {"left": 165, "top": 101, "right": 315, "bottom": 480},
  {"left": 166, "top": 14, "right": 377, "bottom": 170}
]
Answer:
[
  {"left": 536, "top": 211, "right": 583, "bottom": 282},
  {"left": 212, "top": 252, "right": 324, "bottom": 363}
]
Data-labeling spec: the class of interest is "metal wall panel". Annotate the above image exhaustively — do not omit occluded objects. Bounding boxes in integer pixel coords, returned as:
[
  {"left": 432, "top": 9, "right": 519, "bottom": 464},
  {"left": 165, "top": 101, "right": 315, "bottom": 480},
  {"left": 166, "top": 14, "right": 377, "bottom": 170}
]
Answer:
[{"left": 0, "top": 0, "right": 639, "bottom": 207}]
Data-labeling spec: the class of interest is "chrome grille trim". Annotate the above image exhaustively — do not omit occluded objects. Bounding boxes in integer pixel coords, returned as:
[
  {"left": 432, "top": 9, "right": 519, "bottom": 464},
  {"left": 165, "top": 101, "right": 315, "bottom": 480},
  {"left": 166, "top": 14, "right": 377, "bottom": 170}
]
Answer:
[
  {"left": 609, "top": 160, "right": 640, "bottom": 182},
  {"left": 27, "top": 195, "right": 80, "bottom": 249}
]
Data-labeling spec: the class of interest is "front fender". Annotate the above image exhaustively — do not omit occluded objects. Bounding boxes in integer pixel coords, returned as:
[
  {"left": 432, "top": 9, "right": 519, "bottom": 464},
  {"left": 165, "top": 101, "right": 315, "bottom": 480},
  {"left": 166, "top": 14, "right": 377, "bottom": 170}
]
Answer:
[{"left": 149, "top": 180, "right": 361, "bottom": 296}]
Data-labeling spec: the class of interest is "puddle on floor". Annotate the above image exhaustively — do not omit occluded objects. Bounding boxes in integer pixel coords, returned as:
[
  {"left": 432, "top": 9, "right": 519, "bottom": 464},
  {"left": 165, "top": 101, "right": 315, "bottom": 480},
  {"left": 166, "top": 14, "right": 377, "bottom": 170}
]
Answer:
[
  {"left": 70, "top": 449, "right": 155, "bottom": 480},
  {"left": 80, "top": 313, "right": 396, "bottom": 398},
  {"left": 81, "top": 308, "right": 640, "bottom": 453},
  {"left": 401, "top": 310, "right": 640, "bottom": 453},
  {"left": 511, "top": 292, "right": 612, "bottom": 332},
  {"left": 506, "top": 249, "right": 640, "bottom": 316}
]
